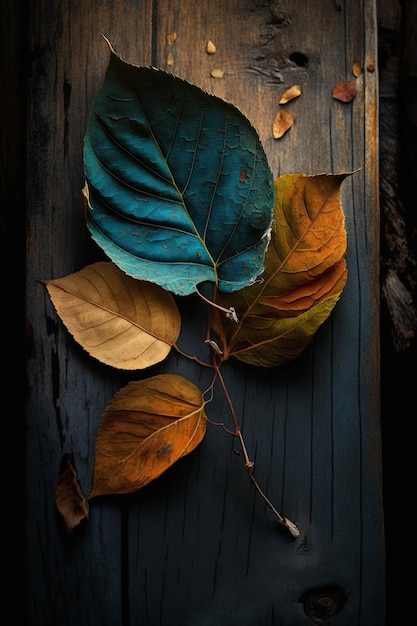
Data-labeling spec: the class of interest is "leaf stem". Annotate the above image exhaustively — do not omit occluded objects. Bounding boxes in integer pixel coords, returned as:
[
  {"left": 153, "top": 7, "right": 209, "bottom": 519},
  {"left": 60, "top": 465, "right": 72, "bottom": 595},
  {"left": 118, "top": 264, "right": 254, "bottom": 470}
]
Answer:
[
  {"left": 213, "top": 359, "right": 300, "bottom": 539},
  {"left": 196, "top": 286, "right": 239, "bottom": 323},
  {"left": 173, "top": 344, "right": 213, "bottom": 368},
  {"left": 236, "top": 430, "right": 300, "bottom": 539}
]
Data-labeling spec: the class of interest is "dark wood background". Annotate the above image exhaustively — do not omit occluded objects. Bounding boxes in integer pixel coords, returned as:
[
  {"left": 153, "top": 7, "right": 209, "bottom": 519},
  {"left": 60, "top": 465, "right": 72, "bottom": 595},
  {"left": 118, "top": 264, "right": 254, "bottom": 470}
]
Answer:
[{"left": 2, "top": 0, "right": 416, "bottom": 624}]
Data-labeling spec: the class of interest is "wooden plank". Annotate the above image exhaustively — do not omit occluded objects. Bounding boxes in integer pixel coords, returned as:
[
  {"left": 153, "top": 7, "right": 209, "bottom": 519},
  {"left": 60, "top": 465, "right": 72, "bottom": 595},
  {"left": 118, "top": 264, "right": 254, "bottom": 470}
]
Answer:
[{"left": 25, "top": 0, "right": 384, "bottom": 624}]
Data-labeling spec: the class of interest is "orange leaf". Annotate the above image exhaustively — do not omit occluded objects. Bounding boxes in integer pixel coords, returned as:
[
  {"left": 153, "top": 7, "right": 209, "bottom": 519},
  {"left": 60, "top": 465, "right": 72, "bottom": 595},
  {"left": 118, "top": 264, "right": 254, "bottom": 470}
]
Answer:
[
  {"left": 43, "top": 262, "right": 181, "bottom": 370},
  {"left": 90, "top": 374, "right": 207, "bottom": 497},
  {"left": 258, "top": 258, "right": 347, "bottom": 315}
]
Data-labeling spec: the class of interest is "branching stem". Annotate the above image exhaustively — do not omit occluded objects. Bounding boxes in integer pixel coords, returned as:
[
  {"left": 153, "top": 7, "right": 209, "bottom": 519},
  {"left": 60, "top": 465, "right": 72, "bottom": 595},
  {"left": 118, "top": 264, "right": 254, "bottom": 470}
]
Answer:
[{"left": 177, "top": 292, "right": 300, "bottom": 540}]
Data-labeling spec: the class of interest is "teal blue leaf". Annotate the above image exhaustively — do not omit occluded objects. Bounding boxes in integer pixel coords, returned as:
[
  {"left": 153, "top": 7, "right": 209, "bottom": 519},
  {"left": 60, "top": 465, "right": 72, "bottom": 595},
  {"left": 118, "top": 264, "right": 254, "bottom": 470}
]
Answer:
[{"left": 83, "top": 45, "right": 274, "bottom": 296}]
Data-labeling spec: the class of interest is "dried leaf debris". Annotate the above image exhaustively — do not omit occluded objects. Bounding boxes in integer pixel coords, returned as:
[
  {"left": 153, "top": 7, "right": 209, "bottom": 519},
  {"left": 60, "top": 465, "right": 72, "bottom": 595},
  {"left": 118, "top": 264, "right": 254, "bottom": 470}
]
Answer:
[
  {"left": 279, "top": 85, "right": 301, "bottom": 104},
  {"left": 206, "top": 40, "right": 216, "bottom": 54},
  {"left": 272, "top": 85, "right": 301, "bottom": 139},
  {"left": 272, "top": 109, "right": 294, "bottom": 139},
  {"left": 56, "top": 456, "right": 89, "bottom": 534},
  {"left": 332, "top": 79, "right": 358, "bottom": 102}
]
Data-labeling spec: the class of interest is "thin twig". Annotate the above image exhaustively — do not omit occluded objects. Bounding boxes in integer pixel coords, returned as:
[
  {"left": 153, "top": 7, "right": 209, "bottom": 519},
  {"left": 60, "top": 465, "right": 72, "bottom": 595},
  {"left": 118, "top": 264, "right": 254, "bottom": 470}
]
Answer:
[{"left": 236, "top": 430, "right": 300, "bottom": 539}]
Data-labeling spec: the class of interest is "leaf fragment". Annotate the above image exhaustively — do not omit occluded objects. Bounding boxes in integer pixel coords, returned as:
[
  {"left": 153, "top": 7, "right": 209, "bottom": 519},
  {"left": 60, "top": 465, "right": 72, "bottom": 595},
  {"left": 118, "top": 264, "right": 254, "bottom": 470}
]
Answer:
[
  {"left": 43, "top": 261, "right": 181, "bottom": 370},
  {"left": 56, "top": 456, "right": 89, "bottom": 534},
  {"left": 279, "top": 85, "right": 301, "bottom": 104},
  {"left": 210, "top": 68, "right": 224, "bottom": 78},
  {"left": 352, "top": 63, "right": 362, "bottom": 77},
  {"left": 206, "top": 40, "right": 216, "bottom": 54},
  {"left": 272, "top": 110, "right": 293, "bottom": 138},
  {"left": 332, "top": 79, "right": 358, "bottom": 102},
  {"left": 89, "top": 374, "right": 207, "bottom": 497}
]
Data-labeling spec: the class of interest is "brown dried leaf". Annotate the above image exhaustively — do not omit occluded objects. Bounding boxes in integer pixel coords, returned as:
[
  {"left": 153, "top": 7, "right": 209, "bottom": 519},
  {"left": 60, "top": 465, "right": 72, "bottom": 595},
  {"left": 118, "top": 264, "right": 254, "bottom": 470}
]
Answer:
[
  {"left": 43, "top": 262, "right": 181, "bottom": 370},
  {"left": 89, "top": 374, "right": 207, "bottom": 497},
  {"left": 332, "top": 79, "right": 358, "bottom": 102},
  {"left": 56, "top": 456, "right": 89, "bottom": 534},
  {"left": 272, "top": 110, "right": 293, "bottom": 138},
  {"left": 352, "top": 63, "right": 362, "bottom": 77},
  {"left": 279, "top": 85, "right": 301, "bottom": 104},
  {"left": 167, "top": 32, "right": 177, "bottom": 45}
]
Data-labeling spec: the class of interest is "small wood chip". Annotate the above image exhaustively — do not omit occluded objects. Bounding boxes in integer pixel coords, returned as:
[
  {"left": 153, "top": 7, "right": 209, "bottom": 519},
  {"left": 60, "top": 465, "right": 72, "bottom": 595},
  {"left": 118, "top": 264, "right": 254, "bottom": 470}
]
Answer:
[
  {"left": 167, "top": 32, "right": 177, "bottom": 45},
  {"left": 206, "top": 40, "right": 216, "bottom": 54},
  {"left": 352, "top": 63, "right": 362, "bottom": 77},
  {"left": 167, "top": 52, "right": 174, "bottom": 66},
  {"left": 272, "top": 110, "right": 293, "bottom": 139},
  {"left": 279, "top": 85, "right": 301, "bottom": 104},
  {"left": 210, "top": 68, "right": 224, "bottom": 79}
]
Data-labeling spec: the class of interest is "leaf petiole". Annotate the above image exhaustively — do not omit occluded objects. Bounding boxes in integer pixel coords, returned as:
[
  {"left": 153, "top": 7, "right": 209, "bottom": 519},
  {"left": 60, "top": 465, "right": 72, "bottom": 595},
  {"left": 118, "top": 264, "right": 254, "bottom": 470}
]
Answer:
[
  {"left": 195, "top": 286, "right": 239, "bottom": 323},
  {"left": 236, "top": 430, "right": 300, "bottom": 539},
  {"left": 214, "top": 359, "right": 300, "bottom": 539}
]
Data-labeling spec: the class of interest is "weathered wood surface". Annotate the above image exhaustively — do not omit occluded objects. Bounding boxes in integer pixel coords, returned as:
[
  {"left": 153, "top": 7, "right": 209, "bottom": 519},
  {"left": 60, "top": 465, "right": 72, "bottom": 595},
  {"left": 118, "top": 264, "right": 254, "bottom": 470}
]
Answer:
[{"left": 25, "top": 1, "right": 384, "bottom": 624}]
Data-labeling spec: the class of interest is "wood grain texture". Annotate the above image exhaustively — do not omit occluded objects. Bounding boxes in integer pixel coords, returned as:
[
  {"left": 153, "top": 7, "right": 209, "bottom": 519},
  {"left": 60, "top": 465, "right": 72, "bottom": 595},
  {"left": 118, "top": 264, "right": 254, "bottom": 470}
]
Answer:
[{"left": 25, "top": 1, "right": 384, "bottom": 624}]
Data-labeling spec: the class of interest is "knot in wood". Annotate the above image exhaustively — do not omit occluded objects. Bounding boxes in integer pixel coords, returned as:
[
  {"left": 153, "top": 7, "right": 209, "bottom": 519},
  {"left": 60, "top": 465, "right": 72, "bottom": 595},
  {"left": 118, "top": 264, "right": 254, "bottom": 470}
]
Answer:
[{"left": 299, "top": 584, "right": 347, "bottom": 621}]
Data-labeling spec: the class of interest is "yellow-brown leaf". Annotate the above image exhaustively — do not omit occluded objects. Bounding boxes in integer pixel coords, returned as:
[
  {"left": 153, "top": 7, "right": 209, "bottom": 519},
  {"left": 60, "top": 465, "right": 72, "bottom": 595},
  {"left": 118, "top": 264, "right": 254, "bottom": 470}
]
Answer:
[
  {"left": 89, "top": 374, "right": 207, "bottom": 497},
  {"left": 43, "top": 262, "right": 181, "bottom": 370},
  {"left": 224, "top": 294, "right": 343, "bottom": 367}
]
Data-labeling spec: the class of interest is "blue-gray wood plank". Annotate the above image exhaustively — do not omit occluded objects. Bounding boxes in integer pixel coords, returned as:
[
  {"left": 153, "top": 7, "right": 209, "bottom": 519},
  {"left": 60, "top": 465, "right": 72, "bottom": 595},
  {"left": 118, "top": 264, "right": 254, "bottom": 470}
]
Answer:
[{"left": 25, "top": 0, "right": 384, "bottom": 624}]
